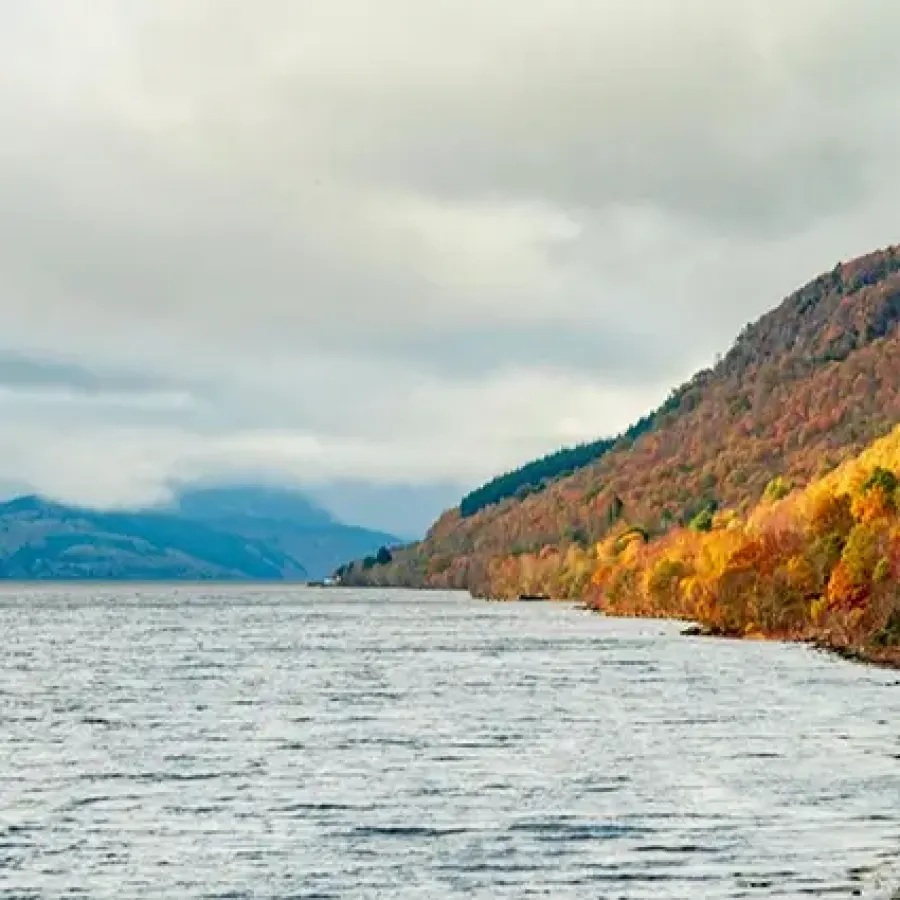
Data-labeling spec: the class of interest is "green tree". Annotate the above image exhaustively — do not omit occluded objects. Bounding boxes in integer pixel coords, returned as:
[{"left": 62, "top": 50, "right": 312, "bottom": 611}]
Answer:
[
  {"left": 606, "top": 495, "right": 624, "bottom": 529},
  {"left": 376, "top": 546, "right": 393, "bottom": 566},
  {"left": 862, "top": 466, "right": 898, "bottom": 499},
  {"left": 689, "top": 508, "right": 714, "bottom": 533},
  {"left": 764, "top": 476, "right": 792, "bottom": 502}
]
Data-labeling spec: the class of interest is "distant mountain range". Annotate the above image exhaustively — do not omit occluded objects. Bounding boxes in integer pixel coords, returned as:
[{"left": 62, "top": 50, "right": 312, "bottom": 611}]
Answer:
[{"left": 0, "top": 485, "right": 399, "bottom": 581}]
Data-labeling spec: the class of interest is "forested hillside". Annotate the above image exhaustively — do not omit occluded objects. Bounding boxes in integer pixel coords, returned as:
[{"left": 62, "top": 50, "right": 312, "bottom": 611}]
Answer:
[{"left": 343, "top": 245, "right": 900, "bottom": 597}]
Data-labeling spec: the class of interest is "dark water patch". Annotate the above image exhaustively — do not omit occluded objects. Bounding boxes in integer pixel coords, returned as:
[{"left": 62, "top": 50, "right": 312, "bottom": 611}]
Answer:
[
  {"left": 507, "top": 820, "right": 650, "bottom": 842},
  {"left": 350, "top": 825, "right": 472, "bottom": 838},
  {"left": 635, "top": 842, "right": 721, "bottom": 854},
  {"left": 62, "top": 795, "right": 114, "bottom": 810},
  {"left": 274, "top": 802, "right": 374, "bottom": 814}
]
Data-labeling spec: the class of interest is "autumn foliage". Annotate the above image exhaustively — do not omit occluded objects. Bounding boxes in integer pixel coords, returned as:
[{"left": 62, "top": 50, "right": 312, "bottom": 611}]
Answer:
[
  {"left": 344, "top": 246, "right": 900, "bottom": 659},
  {"left": 585, "top": 430, "right": 900, "bottom": 660},
  {"left": 419, "top": 428, "right": 900, "bottom": 660}
]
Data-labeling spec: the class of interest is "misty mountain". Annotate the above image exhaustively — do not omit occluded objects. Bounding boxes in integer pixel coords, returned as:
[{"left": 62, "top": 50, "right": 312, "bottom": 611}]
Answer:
[
  {"left": 0, "top": 494, "right": 303, "bottom": 580},
  {"left": 0, "top": 484, "right": 400, "bottom": 581},
  {"left": 172, "top": 485, "right": 400, "bottom": 579}
]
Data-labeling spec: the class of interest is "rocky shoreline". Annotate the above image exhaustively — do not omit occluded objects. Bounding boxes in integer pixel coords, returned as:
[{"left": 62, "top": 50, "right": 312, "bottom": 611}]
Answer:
[
  {"left": 566, "top": 606, "right": 900, "bottom": 671},
  {"left": 675, "top": 621, "right": 900, "bottom": 670},
  {"left": 804, "top": 638, "right": 900, "bottom": 671}
]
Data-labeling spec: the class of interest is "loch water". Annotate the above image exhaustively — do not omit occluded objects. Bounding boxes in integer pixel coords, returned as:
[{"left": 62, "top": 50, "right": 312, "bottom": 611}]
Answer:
[{"left": 1, "top": 586, "right": 899, "bottom": 899}]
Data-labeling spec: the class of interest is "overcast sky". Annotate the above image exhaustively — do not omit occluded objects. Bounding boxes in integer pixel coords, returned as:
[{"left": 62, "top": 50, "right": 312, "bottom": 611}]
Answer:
[{"left": 1, "top": 1, "right": 898, "bottom": 522}]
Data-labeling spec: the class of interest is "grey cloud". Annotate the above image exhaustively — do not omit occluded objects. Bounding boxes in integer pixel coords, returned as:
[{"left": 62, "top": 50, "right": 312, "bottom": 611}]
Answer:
[
  {"left": 349, "top": 321, "right": 679, "bottom": 383},
  {"left": 0, "top": 0, "right": 897, "bottom": 508},
  {"left": 0, "top": 352, "right": 180, "bottom": 395},
  {"left": 246, "top": 0, "right": 896, "bottom": 232}
]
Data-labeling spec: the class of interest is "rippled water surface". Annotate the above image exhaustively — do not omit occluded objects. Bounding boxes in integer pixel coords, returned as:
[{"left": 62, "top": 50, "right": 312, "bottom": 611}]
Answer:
[{"left": 2, "top": 586, "right": 899, "bottom": 898}]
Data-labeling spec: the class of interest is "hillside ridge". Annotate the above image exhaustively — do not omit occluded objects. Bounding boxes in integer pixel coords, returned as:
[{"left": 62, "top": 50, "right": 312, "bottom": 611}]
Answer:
[{"left": 343, "top": 243, "right": 900, "bottom": 594}]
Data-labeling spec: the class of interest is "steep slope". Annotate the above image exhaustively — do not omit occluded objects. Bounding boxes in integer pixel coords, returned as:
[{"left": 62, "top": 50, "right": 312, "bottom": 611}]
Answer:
[
  {"left": 347, "top": 244, "right": 900, "bottom": 594},
  {"left": 0, "top": 495, "right": 304, "bottom": 580},
  {"left": 174, "top": 485, "right": 399, "bottom": 580}
]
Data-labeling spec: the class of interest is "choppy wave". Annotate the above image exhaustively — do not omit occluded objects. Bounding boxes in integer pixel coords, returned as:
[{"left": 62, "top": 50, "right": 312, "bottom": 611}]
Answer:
[{"left": 1, "top": 585, "right": 898, "bottom": 898}]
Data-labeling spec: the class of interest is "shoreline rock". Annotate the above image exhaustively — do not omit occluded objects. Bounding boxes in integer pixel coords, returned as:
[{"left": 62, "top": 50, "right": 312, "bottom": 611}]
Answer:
[
  {"left": 805, "top": 638, "right": 900, "bottom": 671},
  {"left": 680, "top": 626, "right": 900, "bottom": 671}
]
